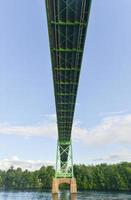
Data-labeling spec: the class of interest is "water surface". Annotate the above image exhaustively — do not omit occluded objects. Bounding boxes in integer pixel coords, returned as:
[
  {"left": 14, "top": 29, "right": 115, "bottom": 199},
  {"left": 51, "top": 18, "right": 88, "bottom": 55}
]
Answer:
[{"left": 0, "top": 191, "right": 131, "bottom": 200}]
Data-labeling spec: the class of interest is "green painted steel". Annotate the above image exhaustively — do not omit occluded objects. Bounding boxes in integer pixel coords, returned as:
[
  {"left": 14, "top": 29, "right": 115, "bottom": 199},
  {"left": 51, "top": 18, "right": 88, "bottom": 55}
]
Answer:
[
  {"left": 55, "top": 140, "right": 74, "bottom": 178},
  {"left": 45, "top": 0, "right": 92, "bottom": 177}
]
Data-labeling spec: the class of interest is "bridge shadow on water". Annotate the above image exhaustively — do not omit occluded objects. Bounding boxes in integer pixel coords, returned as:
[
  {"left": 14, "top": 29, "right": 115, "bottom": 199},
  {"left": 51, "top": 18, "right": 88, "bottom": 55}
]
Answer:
[{"left": 52, "top": 192, "right": 77, "bottom": 200}]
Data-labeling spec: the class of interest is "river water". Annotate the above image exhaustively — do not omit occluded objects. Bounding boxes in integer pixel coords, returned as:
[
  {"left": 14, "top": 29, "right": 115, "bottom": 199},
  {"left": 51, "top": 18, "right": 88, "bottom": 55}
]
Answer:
[{"left": 0, "top": 191, "right": 131, "bottom": 200}]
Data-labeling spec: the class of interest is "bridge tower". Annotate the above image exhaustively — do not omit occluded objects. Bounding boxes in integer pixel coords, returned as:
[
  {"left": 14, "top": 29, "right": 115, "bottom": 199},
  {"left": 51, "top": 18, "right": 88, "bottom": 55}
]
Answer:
[{"left": 45, "top": 0, "right": 92, "bottom": 194}]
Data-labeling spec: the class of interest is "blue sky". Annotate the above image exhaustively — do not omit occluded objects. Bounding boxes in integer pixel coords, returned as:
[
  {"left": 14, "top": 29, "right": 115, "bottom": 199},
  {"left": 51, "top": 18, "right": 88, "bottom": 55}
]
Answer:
[{"left": 0, "top": 0, "right": 131, "bottom": 170}]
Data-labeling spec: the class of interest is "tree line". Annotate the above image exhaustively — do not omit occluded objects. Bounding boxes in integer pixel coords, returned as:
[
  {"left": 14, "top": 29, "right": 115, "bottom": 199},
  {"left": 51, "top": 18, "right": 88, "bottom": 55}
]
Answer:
[{"left": 0, "top": 162, "right": 130, "bottom": 191}]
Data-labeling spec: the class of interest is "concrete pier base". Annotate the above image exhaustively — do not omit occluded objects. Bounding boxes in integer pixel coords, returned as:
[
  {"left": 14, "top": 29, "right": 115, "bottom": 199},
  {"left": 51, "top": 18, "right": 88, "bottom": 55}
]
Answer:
[{"left": 52, "top": 178, "right": 77, "bottom": 194}]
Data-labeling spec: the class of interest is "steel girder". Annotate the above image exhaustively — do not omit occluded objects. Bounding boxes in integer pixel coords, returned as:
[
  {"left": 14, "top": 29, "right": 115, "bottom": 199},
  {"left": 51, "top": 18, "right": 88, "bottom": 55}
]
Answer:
[{"left": 46, "top": 0, "right": 92, "bottom": 176}]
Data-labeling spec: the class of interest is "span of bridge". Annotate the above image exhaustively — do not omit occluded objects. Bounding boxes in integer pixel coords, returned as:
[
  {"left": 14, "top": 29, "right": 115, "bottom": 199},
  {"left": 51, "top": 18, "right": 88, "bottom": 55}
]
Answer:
[{"left": 45, "top": 0, "right": 92, "bottom": 193}]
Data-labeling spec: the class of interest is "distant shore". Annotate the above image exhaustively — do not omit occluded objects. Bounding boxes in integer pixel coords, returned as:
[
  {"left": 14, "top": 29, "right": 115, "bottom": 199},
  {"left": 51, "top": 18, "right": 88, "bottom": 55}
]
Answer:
[{"left": 0, "top": 162, "right": 130, "bottom": 192}]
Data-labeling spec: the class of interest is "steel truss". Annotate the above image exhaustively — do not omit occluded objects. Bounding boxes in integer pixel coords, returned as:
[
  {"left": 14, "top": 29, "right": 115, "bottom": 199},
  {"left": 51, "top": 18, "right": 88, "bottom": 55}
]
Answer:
[
  {"left": 46, "top": 0, "right": 92, "bottom": 179},
  {"left": 55, "top": 140, "right": 74, "bottom": 178}
]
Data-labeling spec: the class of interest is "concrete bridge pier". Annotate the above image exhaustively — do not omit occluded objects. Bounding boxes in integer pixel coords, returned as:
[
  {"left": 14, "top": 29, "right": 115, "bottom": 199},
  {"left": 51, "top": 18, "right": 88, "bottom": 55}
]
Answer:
[{"left": 52, "top": 178, "right": 77, "bottom": 194}]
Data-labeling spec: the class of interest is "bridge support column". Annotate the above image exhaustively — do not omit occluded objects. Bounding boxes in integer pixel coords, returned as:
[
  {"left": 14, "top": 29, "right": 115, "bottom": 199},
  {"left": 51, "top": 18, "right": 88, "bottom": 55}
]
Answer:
[
  {"left": 52, "top": 178, "right": 77, "bottom": 194},
  {"left": 52, "top": 140, "right": 77, "bottom": 194},
  {"left": 52, "top": 178, "right": 59, "bottom": 194},
  {"left": 70, "top": 178, "right": 77, "bottom": 194}
]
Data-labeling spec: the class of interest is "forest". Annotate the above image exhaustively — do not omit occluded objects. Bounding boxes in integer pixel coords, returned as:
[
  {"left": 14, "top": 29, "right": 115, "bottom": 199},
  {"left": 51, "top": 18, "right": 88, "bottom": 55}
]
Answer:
[{"left": 0, "top": 162, "right": 130, "bottom": 191}]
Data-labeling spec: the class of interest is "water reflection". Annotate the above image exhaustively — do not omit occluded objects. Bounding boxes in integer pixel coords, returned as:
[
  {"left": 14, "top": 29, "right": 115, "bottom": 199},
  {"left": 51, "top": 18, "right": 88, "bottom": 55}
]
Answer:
[
  {"left": 52, "top": 194, "right": 58, "bottom": 200},
  {"left": 52, "top": 193, "right": 77, "bottom": 200},
  {"left": 70, "top": 194, "right": 77, "bottom": 200}
]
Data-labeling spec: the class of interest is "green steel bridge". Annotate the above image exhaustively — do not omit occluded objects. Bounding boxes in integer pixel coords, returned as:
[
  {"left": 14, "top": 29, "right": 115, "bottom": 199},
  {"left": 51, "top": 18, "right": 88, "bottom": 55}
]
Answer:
[{"left": 46, "top": 0, "right": 92, "bottom": 180}]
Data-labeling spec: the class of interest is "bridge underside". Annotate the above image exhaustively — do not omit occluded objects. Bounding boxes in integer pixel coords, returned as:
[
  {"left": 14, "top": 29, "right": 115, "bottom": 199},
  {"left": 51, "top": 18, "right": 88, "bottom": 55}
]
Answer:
[{"left": 46, "top": 0, "right": 92, "bottom": 184}]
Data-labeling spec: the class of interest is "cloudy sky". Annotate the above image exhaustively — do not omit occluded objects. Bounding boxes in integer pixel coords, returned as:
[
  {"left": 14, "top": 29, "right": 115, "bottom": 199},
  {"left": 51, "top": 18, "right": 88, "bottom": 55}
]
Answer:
[{"left": 0, "top": 0, "right": 131, "bottom": 171}]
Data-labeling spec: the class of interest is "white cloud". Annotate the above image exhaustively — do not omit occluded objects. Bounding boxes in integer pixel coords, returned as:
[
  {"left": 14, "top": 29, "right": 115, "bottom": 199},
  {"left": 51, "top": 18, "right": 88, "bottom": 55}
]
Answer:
[
  {"left": 72, "top": 114, "right": 131, "bottom": 146},
  {"left": 0, "top": 149, "right": 130, "bottom": 171},
  {"left": 0, "top": 156, "right": 54, "bottom": 171},
  {"left": 0, "top": 122, "right": 57, "bottom": 138},
  {"left": 0, "top": 113, "right": 131, "bottom": 169},
  {"left": 99, "top": 110, "right": 128, "bottom": 117},
  {"left": 91, "top": 149, "right": 131, "bottom": 164},
  {"left": 0, "top": 114, "right": 131, "bottom": 147}
]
